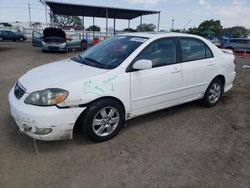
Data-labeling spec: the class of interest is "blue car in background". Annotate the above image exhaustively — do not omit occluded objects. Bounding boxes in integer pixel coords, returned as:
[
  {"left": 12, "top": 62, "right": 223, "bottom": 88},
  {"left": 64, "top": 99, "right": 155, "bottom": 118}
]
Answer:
[
  {"left": 0, "top": 30, "right": 26, "bottom": 42},
  {"left": 221, "top": 38, "right": 250, "bottom": 52}
]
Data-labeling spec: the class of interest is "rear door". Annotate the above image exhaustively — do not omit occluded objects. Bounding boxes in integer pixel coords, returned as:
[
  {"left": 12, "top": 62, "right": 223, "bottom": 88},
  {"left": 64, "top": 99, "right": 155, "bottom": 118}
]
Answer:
[
  {"left": 32, "top": 31, "right": 43, "bottom": 47},
  {"left": 179, "top": 37, "right": 216, "bottom": 102}
]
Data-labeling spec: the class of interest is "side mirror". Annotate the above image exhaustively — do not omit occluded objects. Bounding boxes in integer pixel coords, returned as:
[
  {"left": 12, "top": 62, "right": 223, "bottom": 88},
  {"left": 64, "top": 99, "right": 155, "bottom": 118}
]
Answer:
[{"left": 133, "top": 59, "right": 152, "bottom": 70}]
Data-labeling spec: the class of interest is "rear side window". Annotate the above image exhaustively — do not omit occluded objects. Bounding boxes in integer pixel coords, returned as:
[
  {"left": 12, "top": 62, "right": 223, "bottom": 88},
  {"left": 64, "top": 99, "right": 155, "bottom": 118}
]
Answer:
[
  {"left": 180, "top": 38, "right": 213, "bottom": 62},
  {"left": 134, "top": 38, "right": 177, "bottom": 68}
]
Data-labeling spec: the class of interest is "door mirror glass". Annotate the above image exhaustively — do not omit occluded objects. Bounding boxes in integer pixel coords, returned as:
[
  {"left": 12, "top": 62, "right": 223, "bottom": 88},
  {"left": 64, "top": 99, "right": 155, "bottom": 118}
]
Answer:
[{"left": 133, "top": 59, "right": 152, "bottom": 70}]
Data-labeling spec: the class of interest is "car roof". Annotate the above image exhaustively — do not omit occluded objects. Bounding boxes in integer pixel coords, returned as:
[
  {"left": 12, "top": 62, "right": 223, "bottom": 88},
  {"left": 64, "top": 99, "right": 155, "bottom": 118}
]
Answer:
[
  {"left": 229, "top": 38, "right": 250, "bottom": 40},
  {"left": 120, "top": 32, "right": 201, "bottom": 40}
]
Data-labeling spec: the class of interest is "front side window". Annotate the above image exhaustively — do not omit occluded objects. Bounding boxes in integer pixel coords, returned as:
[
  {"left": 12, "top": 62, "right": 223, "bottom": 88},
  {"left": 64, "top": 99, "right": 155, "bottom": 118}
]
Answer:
[
  {"left": 180, "top": 38, "right": 213, "bottom": 62},
  {"left": 72, "top": 36, "right": 148, "bottom": 69},
  {"left": 133, "top": 38, "right": 177, "bottom": 68}
]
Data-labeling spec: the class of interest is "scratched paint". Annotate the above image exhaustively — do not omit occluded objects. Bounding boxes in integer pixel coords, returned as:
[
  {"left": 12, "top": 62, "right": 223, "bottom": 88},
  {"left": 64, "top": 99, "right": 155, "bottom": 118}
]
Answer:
[{"left": 83, "top": 75, "right": 118, "bottom": 95}]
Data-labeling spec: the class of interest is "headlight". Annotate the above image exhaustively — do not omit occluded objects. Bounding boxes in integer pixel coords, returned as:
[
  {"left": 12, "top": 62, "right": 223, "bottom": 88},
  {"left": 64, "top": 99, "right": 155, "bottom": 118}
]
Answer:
[
  {"left": 60, "top": 42, "right": 66, "bottom": 47},
  {"left": 24, "top": 88, "right": 69, "bottom": 106},
  {"left": 42, "top": 41, "right": 46, "bottom": 46}
]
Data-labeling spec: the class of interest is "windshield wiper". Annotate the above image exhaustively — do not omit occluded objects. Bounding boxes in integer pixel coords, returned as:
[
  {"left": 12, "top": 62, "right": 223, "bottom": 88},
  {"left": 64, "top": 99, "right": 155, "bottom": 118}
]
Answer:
[
  {"left": 71, "top": 55, "right": 86, "bottom": 64},
  {"left": 84, "top": 57, "right": 103, "bottom": 66}
]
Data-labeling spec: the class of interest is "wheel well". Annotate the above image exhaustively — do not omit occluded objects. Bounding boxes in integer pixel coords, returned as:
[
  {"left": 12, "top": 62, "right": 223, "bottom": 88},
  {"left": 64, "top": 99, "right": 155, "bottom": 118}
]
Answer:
[
  {"left": 214, "top": 75, "right": 225, "bottom": 86},
  {"left": 73, "top": 96, "right": 126, "bottom": 133}
]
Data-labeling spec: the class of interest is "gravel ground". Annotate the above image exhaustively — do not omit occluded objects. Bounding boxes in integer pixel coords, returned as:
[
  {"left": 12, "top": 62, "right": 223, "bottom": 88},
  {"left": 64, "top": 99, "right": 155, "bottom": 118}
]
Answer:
[{"left": 0, "top": 41, "right": 250, "bottom": 188}]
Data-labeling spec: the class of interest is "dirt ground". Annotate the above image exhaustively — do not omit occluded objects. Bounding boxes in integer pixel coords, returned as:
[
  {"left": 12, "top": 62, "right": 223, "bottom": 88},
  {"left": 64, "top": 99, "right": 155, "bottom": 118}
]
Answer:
[{"left": 0, "top": 41, "right": 249, "bottom": 188}]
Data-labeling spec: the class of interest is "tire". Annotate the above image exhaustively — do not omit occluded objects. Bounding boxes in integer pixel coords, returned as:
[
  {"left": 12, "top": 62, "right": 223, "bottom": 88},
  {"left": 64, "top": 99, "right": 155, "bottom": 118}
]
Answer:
[
  {"left": 202, "top": 78, "right": 224, "bottom": 107},
  {"left": 0, "top": 37, "right": 3, "bottom": 41},
  {"left": 19, "top": 37, "right": 24, "bottom": 42},
  {"left": 80, "top": 99, "right": 125, "bottom": 142}
]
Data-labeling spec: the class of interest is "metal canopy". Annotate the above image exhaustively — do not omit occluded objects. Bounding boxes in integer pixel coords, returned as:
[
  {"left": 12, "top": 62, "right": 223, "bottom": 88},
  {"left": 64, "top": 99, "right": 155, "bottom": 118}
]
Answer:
[{"left": 45, "top": 1, "right": 160, "bottom": 20}]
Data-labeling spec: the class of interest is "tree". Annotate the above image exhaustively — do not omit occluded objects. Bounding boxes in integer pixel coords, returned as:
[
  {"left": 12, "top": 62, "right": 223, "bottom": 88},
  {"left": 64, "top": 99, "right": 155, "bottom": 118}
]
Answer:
[
  {"left": 136, "top": 23, "right": 156, "bottom": 32},
  {"left": 0, "top": 22, "right": 12, "bottom": 27},
  {"left": 185, "top": 27, "right": 199, "bottom": 35},
  {"left": 123, "top": 28, "right": 137, "bottom": 32},
  {"left": 221, "top": 26, "right": 250, "bottom": 38},
  {"left": 86, "top": 25, "right": 101, "bottom": 31},
  {"left": 52, "top": 15, "right": 82, "bottom": 26},
  {"left": 31, "top": 22, "right": 42, "bottom": 28},
  {"left": 197, "top": 19, "right": 223, "bottom": 35},
  {"left": 171, "top": 28, "right": 182, "bottom": 33}
]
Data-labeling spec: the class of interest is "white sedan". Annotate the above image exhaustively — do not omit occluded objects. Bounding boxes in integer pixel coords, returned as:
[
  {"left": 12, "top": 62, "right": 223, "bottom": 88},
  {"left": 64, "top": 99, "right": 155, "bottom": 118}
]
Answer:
[{"left": 9, "top": 32, "right": 236, "bottom": 142}]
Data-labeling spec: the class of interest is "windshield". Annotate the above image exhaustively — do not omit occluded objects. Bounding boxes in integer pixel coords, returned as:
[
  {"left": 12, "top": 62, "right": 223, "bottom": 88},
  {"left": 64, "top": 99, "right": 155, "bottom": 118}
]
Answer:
[{"left": 71, "top": 36, "right": 148, "bottom": 69}]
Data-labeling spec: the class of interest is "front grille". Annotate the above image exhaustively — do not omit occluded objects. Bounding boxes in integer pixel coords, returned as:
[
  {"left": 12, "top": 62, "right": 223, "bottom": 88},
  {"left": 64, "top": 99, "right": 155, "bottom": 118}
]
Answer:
[
  {"left": 48, "top": 46, "right": 59, "bottom": 50},
  {"left": 14, "top": 82, "right": 26, "bottom": 99}
]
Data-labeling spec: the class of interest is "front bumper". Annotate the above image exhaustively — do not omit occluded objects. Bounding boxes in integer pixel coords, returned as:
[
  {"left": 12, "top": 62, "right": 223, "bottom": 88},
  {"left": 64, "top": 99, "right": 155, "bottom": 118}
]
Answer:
[
  {"left": 8, "top": 88, "right": 84, "bottom": 141},
  {"left": 42, "top": 44, "right": 67, "bottom": 52}
]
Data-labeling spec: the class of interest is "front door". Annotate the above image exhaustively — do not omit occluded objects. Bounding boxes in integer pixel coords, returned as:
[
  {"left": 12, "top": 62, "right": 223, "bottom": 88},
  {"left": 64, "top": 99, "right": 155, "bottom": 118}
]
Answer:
[
  {"left": 32, "top": 31, "right": 43, "bottom": 47},
  {"left": 130, "top": 38, "right": 182, "bottom": 116}
]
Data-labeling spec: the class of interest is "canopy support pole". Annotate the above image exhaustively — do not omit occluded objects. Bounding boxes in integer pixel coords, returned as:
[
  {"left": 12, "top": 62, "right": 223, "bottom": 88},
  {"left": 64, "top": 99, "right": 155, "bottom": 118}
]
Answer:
[
  {"left": 113, "top": 18, "right": 116, "bottom": 36},
  {"left": 92, "top": 17, "right": 95, "bottom": 38},
  {"left": 128, "top": 19, "right": 130, "bottom": 29},
  {"left": 140, "top": 16, "right": 142, "bottom": 26},
  {"left": 106, "top": 9, "right": 108, "bottom": 38},
  {"left": 82, "top": 16, "right": 84, "bottom": 27},
  {"left": 157, "top": 12, "right": 161, "bottom": 32}
]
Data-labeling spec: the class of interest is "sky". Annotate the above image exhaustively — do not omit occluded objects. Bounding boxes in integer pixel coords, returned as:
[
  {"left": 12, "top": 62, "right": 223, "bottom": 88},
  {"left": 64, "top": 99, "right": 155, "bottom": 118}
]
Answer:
[{"left": 0, "top": 0, "right": 250, "bottom": 30}]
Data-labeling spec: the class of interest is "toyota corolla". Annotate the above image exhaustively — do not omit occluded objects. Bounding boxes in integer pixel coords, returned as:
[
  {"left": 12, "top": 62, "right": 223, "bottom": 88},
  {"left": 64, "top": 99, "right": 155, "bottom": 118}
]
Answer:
[{"left": 9, "top": 32, "right": 236, "bottom": 142}]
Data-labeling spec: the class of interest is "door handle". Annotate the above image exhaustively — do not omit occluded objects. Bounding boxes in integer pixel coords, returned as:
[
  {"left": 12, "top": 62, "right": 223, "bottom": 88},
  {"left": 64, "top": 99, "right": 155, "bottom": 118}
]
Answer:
[
  {"left": 207, "top": 61, "right": 215, "bottom": 66},
  {"left": 171, "top": 67, "right": 181, "bottom": 73}
]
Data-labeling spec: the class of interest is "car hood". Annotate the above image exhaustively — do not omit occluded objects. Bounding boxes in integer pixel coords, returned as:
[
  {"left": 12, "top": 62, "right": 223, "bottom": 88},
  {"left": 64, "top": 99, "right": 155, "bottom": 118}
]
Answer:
[
  {"left": 43, "top": 27, "right": 66, "bottom": 39},
  {"left": 19, "top": 59, "right": 108, "bottom": 92}
]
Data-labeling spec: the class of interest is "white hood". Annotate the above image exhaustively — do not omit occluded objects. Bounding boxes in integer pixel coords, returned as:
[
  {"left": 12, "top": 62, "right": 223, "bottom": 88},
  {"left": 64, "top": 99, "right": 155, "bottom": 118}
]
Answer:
[{"left": 19, "top": 59, "right": 108, "bottom": 92}]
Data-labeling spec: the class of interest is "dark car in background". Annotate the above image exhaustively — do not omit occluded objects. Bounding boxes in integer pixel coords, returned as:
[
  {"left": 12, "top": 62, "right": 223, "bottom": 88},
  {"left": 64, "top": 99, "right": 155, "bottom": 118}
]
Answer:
[
  {"left": 32, "top": 27, "right": 85, "bottom": 52},
  {"left": 0, "top": 30, "right": 26, "bottom": 42},
  {"left": 221, "top": 38, "right": 250, "bottom": 52}
]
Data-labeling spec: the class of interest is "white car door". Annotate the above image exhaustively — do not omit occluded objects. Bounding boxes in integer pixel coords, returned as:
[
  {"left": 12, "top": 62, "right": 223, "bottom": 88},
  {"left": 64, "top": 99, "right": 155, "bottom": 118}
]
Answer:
[
  {"left": 179, "top": 37, "right": 216, "bottom": 102},
  {"left": 129, "top": 38, "right": 182, "bottom": 116}
]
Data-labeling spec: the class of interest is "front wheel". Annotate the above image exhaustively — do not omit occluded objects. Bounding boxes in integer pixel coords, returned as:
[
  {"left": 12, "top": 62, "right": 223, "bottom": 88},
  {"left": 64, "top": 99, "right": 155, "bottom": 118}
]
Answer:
[
  {"left": 80, "top": 99, "right": 125, "bottom": 142},
  {"left": 202, "top": 78, "right": 224, "bottom": 107}
]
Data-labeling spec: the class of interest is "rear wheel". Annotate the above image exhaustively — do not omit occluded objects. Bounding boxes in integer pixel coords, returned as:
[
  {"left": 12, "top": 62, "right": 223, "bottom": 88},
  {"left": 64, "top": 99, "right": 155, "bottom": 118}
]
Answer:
[
  {"left": 19, "top": 37, "right": 24, "bottom": 42},
  {"left": 202, "top": 78, "right": 224, "bottom": 107},
  {"left": 80, "top": 99, "right": 125, "bottom": 142},
  {"left": 0, "top": 37, "right": 3, "bottom": 41}
]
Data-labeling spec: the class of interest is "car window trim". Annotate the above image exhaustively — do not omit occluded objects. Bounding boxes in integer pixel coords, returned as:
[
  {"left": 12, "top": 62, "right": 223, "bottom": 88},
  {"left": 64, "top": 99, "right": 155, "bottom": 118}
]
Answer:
[
  {"left": 177, "top": 37, "right": 214, "bottom": 63},
  {"left": 126, "top": 37, "right": 179, "bottom": 72}
]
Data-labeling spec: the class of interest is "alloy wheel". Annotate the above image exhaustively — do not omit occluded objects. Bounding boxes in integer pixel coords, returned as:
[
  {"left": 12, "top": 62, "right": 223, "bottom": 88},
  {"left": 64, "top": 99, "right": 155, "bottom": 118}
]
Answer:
[{"left": 92, "top": 106, "right": 120, "bottom": 137}]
